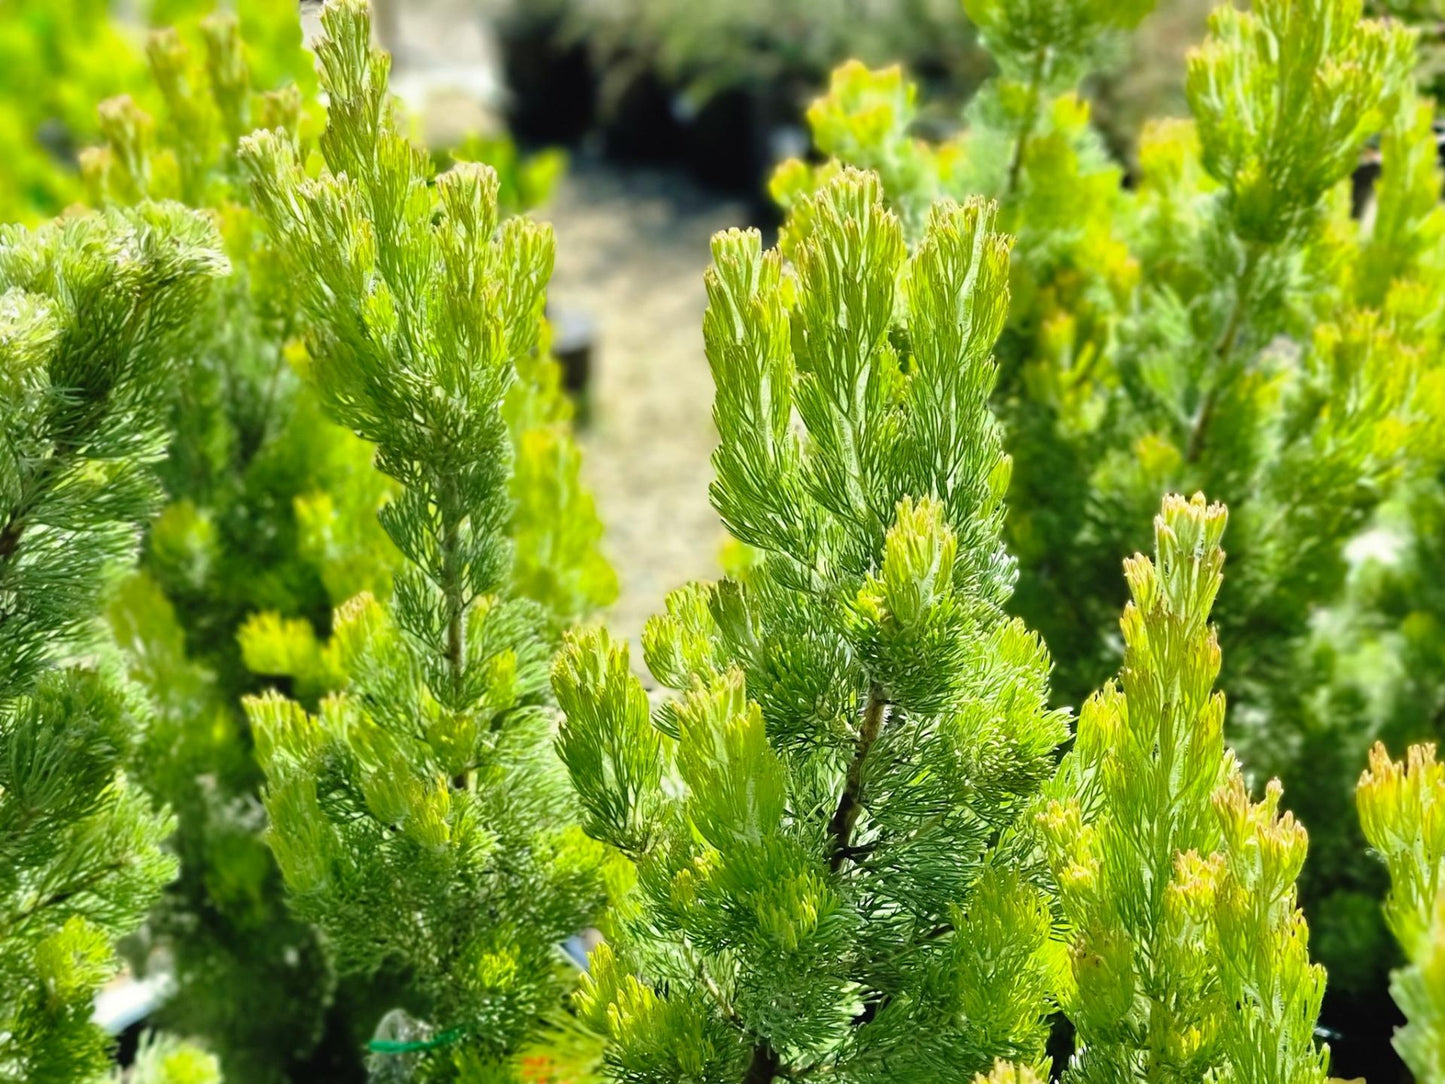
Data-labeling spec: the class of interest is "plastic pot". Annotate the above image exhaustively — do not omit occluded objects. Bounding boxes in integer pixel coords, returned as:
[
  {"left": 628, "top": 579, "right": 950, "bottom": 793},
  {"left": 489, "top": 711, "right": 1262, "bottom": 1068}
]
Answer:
[{"left": 496, "top": 16, "right": 598, "bottom": 146}]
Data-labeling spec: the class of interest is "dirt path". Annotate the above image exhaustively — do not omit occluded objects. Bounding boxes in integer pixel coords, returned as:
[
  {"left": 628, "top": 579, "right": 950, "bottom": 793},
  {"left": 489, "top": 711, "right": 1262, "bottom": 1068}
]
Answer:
[{"left": 542, "top": 164, "right": 749, "bottom": 655}]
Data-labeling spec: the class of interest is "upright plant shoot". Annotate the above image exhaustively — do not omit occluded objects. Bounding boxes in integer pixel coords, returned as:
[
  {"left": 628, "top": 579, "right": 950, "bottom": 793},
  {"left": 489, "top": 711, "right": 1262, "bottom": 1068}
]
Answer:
[
  {"left": 554, "top": 170, "right": 1068, "bottom": 1082},
  {"left": 239, "top": 0, "right": 604, "bottom": 1076}
]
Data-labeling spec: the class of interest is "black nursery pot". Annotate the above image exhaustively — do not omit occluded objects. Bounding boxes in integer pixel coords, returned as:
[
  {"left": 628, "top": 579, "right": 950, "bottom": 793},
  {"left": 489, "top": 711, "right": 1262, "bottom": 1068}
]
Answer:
[
  {"left": 600, "top": 70, "right": 688, "bottom": 164},
  {"left": 548, "top": 304, "right": 597, "bottom": 427},
  {"left": 1316, "top": 987, "right": 1408, "bottom": 1082},
  {"left": 496, "top": 17, "right": 597, "bottom": 146},
  {"left": 680, "top": 83, "right": 806, "bottom": 226}
]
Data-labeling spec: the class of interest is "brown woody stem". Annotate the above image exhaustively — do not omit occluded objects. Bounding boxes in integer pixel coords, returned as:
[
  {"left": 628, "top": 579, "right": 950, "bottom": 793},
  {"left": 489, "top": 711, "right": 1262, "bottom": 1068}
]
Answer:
[{"left": 829, "top": 683, "right": 888, "bottom": 873}]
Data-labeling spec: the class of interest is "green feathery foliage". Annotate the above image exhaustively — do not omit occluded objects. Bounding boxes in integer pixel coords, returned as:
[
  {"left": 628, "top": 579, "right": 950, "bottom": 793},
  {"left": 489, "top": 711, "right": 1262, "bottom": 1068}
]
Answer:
[
  {"left": 963, "top": 0, "right": 1154, "bottom": 86},
  {"left": 0, "top": 204, "right": 225, "bottom": 1082},
  {"left": 238, "top": 1, "right": 608, "bottom": 1076},
  {"left": 773, "top": 0, "right": 1444, "bottom": 1028},
  {"left": 1358, "top": 741, "right": 1445, "bottom": 1082},
  {"left": 0, "top": 0, "right": 296, "bottom": 225},
  {"left": 84, "top": 3, "right": 367, "bottom": 691},
  {"left": 1042, "top": 494, "right": 1327, "bottom": 1083},
  {"left": 1369, "top": 0, "right": 1445, "bottom": 102},
  {"left": 553, "top": 169, "right": 1069, "bottom": 1083},
  {"left": 0, "top": 0, "right": 150, "bottom": 222},
  {"left": 1296, "top": 86, "right": 1445, "bottom": 1012}
]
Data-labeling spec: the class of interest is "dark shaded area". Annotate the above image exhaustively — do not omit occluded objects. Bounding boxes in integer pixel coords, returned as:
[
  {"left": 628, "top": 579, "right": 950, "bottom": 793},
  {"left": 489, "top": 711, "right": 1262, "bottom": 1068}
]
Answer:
[{"left": 497, "top": 16, "right": 598, "bottom": 145}]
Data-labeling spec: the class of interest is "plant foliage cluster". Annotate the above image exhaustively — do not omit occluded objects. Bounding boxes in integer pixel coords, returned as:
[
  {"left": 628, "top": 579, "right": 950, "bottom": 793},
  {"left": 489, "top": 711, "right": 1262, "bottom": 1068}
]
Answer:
[
  {"left": 556, "top": 173, "right": 1067, "bottom": 1081},
  {"left": 2, "top": 0, "right": 1445, "bottom": 1082},
  {"left": 238, "top": 4, "right": 611, "bottom": 1074},
  {"left": 772, "top": 0, "right": 1445, "bottom": 1043},
  {"left": 0, "top": 202, "right": 226, "bottom": 1081}
]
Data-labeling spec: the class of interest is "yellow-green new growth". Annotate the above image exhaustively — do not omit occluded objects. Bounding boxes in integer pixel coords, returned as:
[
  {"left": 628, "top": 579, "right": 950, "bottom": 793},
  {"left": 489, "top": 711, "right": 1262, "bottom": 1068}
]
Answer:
[
  {"left": 974, "top": 1063, "right": 1044, "bottom": 1084},
  {"left": 1188, "top": 0, "right": 1415, "bottom": 244},
  {"left": 775, "top": 3, "right": 1445, "bottom": 1017},
  {"left": 115, "top": 1032, "right": 223, "bottom": 1084},
  {"left": 1358, "top": 742, "right": 1445, "bottom": 1083},
  {"left": 1043, "top": 494, "right": 1328, "bottom": 1084}
]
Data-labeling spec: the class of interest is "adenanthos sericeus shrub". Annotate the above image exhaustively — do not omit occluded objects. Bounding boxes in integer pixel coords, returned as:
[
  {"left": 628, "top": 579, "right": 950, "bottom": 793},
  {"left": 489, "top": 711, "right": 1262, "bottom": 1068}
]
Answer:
[
  {"left": 1042, "top": 494, "right": 1328, "bottom": 1084},
  {"left": 1359, "top": 741, "right": 1445, "bottom": 1083},
  {"left": 773, "top": 0, "right": 1445, "bottom": 1035},
  {"left": 0, "top": 205, "right": 226, "bottom": 1082},
  {"left": 553, "top": 169, "right": 1069, "bottom": 1082},
  {"left": 238, "top": 0, "right": 608, "bottom": 1077}
]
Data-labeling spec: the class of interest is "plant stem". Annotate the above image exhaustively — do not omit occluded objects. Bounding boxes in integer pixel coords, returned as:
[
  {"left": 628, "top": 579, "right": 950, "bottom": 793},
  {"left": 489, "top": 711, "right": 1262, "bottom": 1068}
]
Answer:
[
  {"left": 439, "top": 479, "right": 468, "bottom": 789},
  {"left": 829, "top": 683, "right": 888, "bottom": 873},
  {"left": 1184, "top": 387, "right": 1218, "bottom": 466},
  {"left": 1005, "top": 47, "right": 1051, "bottom": 197},
  {"left": 439, "top": 487, "right": 466, "bottom": 694},
  {"left": 1186, "top": 242, "right": 1264, "bottom": 464},
  {"left": 743, "top": 1039, "right": 783, "bottom": 1084}
]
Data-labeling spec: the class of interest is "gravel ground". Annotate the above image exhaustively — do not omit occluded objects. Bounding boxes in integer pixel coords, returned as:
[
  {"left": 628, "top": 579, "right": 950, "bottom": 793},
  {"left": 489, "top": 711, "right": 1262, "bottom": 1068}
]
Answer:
[{"left": 542, "top": 164, "right": 749, "bottom": 656}]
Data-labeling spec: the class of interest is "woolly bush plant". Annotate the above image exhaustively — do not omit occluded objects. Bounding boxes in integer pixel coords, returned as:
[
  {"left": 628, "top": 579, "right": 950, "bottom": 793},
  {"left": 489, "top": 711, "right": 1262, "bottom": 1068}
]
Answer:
[
  {"left": 553, "top": 170, "right": 1069, "bottom": 1082},
  {"left": 114, "top": 1032, "right": 223, "bottom": 1084},
  {"left": 0, "top": 205, "right": 225, "bottom": 1082},
  {"left": 81, "top": 11, "right": 353, "bottom": 1075},
  {"left": 1043, "top": 495, "right": 1328, "bottom": 1083},
  {"left": 237, "top": 1, "right": 609, "bottom": 1077},
  {"left": 1359, "top": 741, "right": 1445, "bottom": 1083},
  {"left": 551, "top": 170, "right": 1340, "bottom": 1082},
  {"left": 67, "top": 1, "right": 613, "bottom": 1075}
]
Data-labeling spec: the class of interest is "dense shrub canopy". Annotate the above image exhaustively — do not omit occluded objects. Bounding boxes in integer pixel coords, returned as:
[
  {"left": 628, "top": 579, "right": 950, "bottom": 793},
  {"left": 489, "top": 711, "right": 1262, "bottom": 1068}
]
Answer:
[
  {"left": 555, "top": 172, "right": 1067, "bottom": 1082},
  {"left": 2, "top": 0, "right": 1445, "bottom": 1081},
  {"left": 773, "top": 0, "right": 1445, "bottom": 1035}
]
